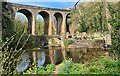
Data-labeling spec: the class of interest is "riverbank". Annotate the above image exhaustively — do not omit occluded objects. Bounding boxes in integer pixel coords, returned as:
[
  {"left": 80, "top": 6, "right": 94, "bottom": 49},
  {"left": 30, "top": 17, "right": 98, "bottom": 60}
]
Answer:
[{"left": 23, "top": 56, "right": 119, "bottom": 74}]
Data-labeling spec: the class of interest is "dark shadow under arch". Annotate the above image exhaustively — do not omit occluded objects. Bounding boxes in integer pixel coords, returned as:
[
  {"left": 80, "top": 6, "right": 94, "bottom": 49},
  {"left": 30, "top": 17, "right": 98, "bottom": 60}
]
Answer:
[
  {"left": 38, "top": 11, "right": 49, "bottom": 35},
  {"left": 54, "top": 12, "right": 63, "bottom": 35},
  {"left": 66, "top": 13, "right": 71, "bottom": 33}
]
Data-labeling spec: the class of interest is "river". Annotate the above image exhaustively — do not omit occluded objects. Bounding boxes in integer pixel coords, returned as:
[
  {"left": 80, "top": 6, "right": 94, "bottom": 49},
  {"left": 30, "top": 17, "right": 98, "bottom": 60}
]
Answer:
[{"left": 16, "top": 47, "right": 114, "bottom": 72}]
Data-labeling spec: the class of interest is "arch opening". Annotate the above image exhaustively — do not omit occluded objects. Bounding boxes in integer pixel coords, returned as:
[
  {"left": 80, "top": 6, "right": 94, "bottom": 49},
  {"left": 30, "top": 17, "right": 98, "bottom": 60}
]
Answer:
[
  {"left": 66, "top": 13, "right": 71, "bottom": 33},
  {"left": 36, "top": 14, "right": 44, "bottom": 36},
  {"left": 15, "top": 12, "right": 28, "bottom": 34},
  {"left": 54, "top": 13, "right": 63, "bottom": 35},
  {"left": 15, "top": 9, "right": 32, "bottom": 34},
  {"left": 38, "top": 11, "right": 49, "bottom": 35}
]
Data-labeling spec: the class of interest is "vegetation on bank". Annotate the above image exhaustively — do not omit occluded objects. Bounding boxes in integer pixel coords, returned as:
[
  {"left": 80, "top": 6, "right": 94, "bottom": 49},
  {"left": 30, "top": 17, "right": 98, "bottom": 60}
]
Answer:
[
  {"left": 111, "top": 2, "right": 120, "bottom": 59},
  {"left": 23, "top": 64, "right": 55, "bottom": 74},
  {"left": 24, "top": 56, "right": 119, "bottom": 74},
  {"left": 58, "top": 56, "right": 119, "bottom": 74}
]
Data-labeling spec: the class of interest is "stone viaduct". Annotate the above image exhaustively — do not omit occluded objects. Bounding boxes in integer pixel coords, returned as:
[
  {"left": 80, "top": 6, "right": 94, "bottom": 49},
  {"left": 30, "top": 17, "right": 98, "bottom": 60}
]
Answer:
[{"left": 10, "top": 3, "right": 71, "bottom": 36}]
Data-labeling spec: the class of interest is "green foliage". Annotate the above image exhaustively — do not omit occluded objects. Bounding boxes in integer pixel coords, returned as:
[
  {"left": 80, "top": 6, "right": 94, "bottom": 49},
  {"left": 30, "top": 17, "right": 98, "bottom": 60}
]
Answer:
[
  {"left": 59, "top": 59, "right": 86, "bottom": 74},
  {"left": 14, "top": 19, "right": 28, "bottom": 34},
  {"left": 1, "top": 2, "right": 31, "bottom": 74},
  {"left": 71, "top": 2, "right": 118, "bottom": 34},
  {"left": 46, "top": 64, "right": 55, "bottom": 73},
  {"left": 110, "top": 2, "right": 120, "bottom": 59},
  {"left": 71, "top": 3, "right": 104, "bottom": 33},
  {"left": 58, "top": 59, "right": 73, "bottom": 74},
  {"left": 1, "top": 33, "right": 30, "bottom": 74},
  {"left": 15, "top": 15, "right": 44, "bottom": 35},
  {"left": 21, "top": 35, "right": 35, "bottom": 49},
  {"left": 64, "top": 38, "right": 76, "bottom": 47},
  {"left": 88, "top": 56, "right": 119, "bottom": 74},
  {"left": 36, "top": 18, "right": 44, "bottom": 36},
  {"left": 58, "top": 58, "right": 85, "bottom": 74},
  {"left": 58, "top": 56, "right": 119, "bottom": 74},
  {"left": 2, "top": 2, "right": 15, "bottom": 41},
  {"left": 24, "top": 64, "right": 55, "bottom": 74}
]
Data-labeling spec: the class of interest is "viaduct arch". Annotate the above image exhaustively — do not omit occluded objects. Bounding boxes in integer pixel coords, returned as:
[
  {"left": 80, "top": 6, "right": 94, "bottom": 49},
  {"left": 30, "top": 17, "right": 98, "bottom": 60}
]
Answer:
[
  {"left": 38, "top": 11, "right": 49, "bottom": 35},
  {"left": 11, "top": 3, "right": 71, "bottom": 35},
  {"left": 16, "top": 9, "right": 32, "bottom": 34}
]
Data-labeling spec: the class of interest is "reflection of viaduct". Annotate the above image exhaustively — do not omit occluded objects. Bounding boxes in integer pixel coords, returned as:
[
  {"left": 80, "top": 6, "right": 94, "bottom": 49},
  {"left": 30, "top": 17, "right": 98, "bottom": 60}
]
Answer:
[{"left": 11, "top": 3, "right": 71, "bottom": 35}]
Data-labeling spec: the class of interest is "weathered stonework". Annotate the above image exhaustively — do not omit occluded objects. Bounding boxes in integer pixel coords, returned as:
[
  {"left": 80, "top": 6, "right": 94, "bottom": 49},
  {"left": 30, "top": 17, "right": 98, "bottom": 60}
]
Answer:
[{"left": 10, "top": 3, "right": 71, "bottom": 35}]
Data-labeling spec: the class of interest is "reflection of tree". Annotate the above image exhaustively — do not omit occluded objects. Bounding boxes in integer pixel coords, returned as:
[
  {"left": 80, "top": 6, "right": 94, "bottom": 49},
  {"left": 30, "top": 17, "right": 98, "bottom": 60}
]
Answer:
[
  {"left": 49, "top": 47, "right": 54, "bottom": 64},
  {"left": 16, "top": 54, "right": 30, "bottom": 72},
  {"left": 38, "top": 51, "right": 45, "bottom": 61},
  {"left": 17, "top": 58, "right": 30, "bottom": 67},
  {"left": 52, "top": 16, "right": 57, "bottom": 35},
  {"left": 37, "top": 51, "right": 45, "bottom": 66}
]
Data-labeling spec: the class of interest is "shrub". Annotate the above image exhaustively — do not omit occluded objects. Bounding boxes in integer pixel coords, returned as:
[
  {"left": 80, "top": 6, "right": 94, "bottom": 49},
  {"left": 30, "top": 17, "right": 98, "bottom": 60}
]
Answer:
[
  {"left": 24, "top": 64, "right": 55, "bottom": 74},
  {"left": 1, "top": 33, "right": 30, "bottom": 74},
  {"left": 46, "top": 64, "right": 55, "bottom": 73},
  {"left": 87, "top": 56, "right": 119, "bottom": 74},
  {"left": 64, "top": 38, "right": 76, "bottom": 47},
  {"left": 58, "top": 56, "right": 119, "bottom": 74}
]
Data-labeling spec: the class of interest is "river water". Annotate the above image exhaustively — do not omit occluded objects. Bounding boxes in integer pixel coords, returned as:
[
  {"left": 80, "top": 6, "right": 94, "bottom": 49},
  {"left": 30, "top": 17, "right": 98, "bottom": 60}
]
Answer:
[{"left": 16, "top": 47, "right": 114, "bottom": 72}]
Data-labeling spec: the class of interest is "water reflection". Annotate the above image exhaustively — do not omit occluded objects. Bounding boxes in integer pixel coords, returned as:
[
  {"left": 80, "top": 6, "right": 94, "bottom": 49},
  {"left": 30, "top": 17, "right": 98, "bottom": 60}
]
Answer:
[
  {"left": 53, "top": 49, "right": 63, "bottom": 64},
  {"left": 16, "top": 47, "right": 114, "bottom": 72},
  {"left": 16, "top": 50, "right": 46, "bottom": 72},
  {"left": 47, "top": 47, "right": 114, "bottom": 64},
  {"left": 37, "top": 51, "right": 45, "bottom": 67},
  {"left": 16, "top": 53, "right": 30, "bottom": 72}
]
